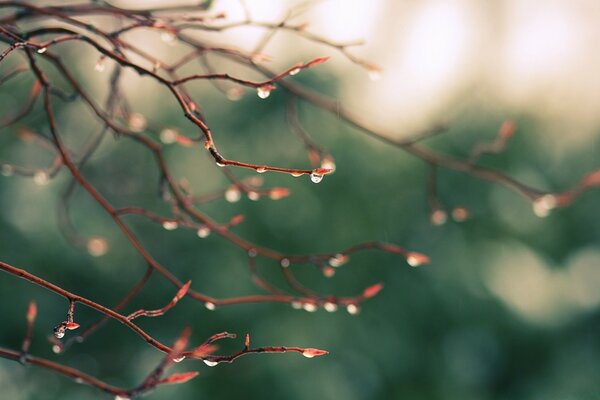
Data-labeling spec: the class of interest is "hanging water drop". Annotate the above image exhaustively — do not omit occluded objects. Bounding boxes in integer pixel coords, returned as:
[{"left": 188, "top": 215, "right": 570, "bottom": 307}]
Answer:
[
  {"left": 216, "top": 161, "right": 226, "bottom": 167},
  {"left": 310, "top": 172, "right": 323, "bottom": 184},
  {"left": 430, "top": 209, "right": 447, "bottom": 226},
  {"left": 115, "top": 395, "right": 130, "bottom": 400},
  {"left": 197, "top": 226, "right": 211, "bottom": 238},
  {"left": 225, "top": 187, "right": 241, "bottom": 203},
  {"left": 203, "top": 359, "right": 218, "bottom": 367},
  {"left": 37, "top": 47, "right": 47, "bottom": 54},
  {"left": 247, "top": 191, "right": 260, "bottom": 201},
  {"left": 324, "top": 302, "right": 338, "bottom": 312},
  {"left": 52, "top": 345, "right": 61, "bottom": 354},
  {"left": 162, "top": 221, "right": 178, "bottom": 231},
  {"left": 280, "top": 258, "right": 290, "bottom": 268},
  {"left": 303, "top": 303, "right": 317, "bottom": 312},
  {"left": 291, "top": 171, "right": 303, "bottom": 177},
  {"left": 406, "top": 252, "right": 428, "bottom": 267},
  {"left": 289, "top": 68, "right": 301, "bottom": 76},
  {"left": 256, "top": 86, "right": 271, "bottom": 99},
  {"left": 256, "top": 166, "right": 267, "bottom": 174},
  {"left": 204, "top": 302, "right": 216, "bottom": 311},
  {"left": 127, "top": 113, "right": 147, "bottom": 132},
  {"left": 532, "top": 194, "right": 557, "bottom": 218},
  {"left": 291, "top": 301, "right": 302, "bottom": 309},
  {"left": 247, "top": 248, "right": 258, "bottom": 258},
  {"left": 322, "top": 267, "right": 335, "bottom": 278},
  {"left": 173, "top": 356, "right": 186, "bottom": 363},
  {"left": 346, "top": 304, "right": 360, "bottom": 315},
  {"left": 328, "top": 254, "right": 348, "bottom": 267}
]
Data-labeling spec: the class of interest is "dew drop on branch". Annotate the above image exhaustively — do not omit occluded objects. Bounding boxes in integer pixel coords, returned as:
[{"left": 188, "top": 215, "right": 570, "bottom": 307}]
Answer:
[
  {"left": 173, "top": 356, "right": 186, "bottom": 363},
  {"left": 291, "top": 301, "right": 302, "bottom": 309},
  {"left": 303, "top": 303, "right": 317, "bottom": 312},
  {"left": 280, "top": 258, "right": 290, "bottom": 268},
  {"left": 162, "top": 221, "right": 178, "bottom": 231},
  {"left": 256, "top": 86, "right": 272, "bottom": 99},
  {"left": 204, "top": 302, "right": 216, "bottom": 311},
  {"left": 37, "top": 47, "right": 47, "bottom": 54},
  {"left": 289, "top": 68, "right": 301, "bottom": 76},
  {"left": 256, "top": 166, "right": 267, "bottom": 174},
  {"left": 33, "top": 171, "right": 49, "bottom": 186},
  {"left": 328, "top": 254, "right": 348, "bottom": 267},
  {"left": 324, "top": 302, "right": 338, "bottom": 312},
  {"left": 346, "top": 304, "right": 360, "bottom": 315},
  {"left": 160, "top": 128, "right": 179, "bottom": 144},
  {"left": 247, "top": 191, "right": 260, "bottom": 201},
  {"left": 430, "top": 209, "right": 447, "bottom": 226},
  {"left": 115, "top": 395, "right": 130, "bottom": 400},
  {"left": 225, "top": 187, "right": 241, "bottom": 203},
  {"left": 203, "top": 359, "right": 218, "bottom": 367},
  {"left": 290, "top": 171, "right": 303, "bottom": 177},
  {"left": 532, "top": 194, "right": 557, "bottom": 218},
  {"left": 128, "top": 113, "right": 147, "bottom": 132},
  {"left": 197, "top": 226, "right": 211, "bottom": 238},
  {"left": 310, "top": 172, "right": 323, "bottom": 183}
]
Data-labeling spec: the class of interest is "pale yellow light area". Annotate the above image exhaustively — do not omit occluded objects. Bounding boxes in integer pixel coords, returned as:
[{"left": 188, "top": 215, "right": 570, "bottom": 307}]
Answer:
[{"left": 483, "top": 243, "right": 600, "bottom": 326}]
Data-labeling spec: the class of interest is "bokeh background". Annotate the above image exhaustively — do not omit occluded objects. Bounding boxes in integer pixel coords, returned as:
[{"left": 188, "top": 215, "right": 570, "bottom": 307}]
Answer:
[{"left": 1, "top": 0, "right": 600, "bottom": 399}]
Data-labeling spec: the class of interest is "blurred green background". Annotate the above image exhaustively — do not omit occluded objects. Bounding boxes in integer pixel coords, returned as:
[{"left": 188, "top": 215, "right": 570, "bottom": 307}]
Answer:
[{"left": 1, "top": 1, "right": 600, "bottom": 399}]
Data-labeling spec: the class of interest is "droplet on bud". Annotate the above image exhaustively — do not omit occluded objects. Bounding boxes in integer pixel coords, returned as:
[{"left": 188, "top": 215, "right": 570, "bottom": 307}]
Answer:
[
  {"left": 256, "top": 166, "right": 267, "bottom": 174},
  {"left": 37, "top": 47, "right": 47, "bottom": 54},
  {"left": 197, "top": 226, "right": 211, "bottom": 238},
  {"left": 289, "top": 68, "right": 301, "bottom": 76},
  {"left": 173, "top": 356, "right": 186, "bottom": 363},
  {"left": 204, "top": 302, "right": 216, "bottom": 311},
  {"left": 203, "top": 359, "right": 218, "bottom": 367},
  {"left": 324, "top": 302, "right": 338, "bottom": 312},
  {"left": 533, "top": 194, "right": 557, "bottom": 218},
  {"left": 280, "top": 258, "right": 290, "bottom": 268},
  {"left": 256, "top": 86, "right": 272, "bottom": 99},
  {"left": 303, "top": 302, "right": 318, "bottom": 312},
  {"left": 247, "top": 191, "right": 260, "bottom": 201},
  {"left": 33, "top": 171, "right": 49, "bottom": 186},
  {"left": 225, "top": 187, "right": 241, "bottom": 203},
  {"left": 346, "top": 303, "right": 360, "bottom": 315},
  {"left": 1, "top": 164, "right": 14, "bottom": 176},
  {"left": 310, "top": 172, "right": 323, "bottom": 184},
  {"left": 160, "top": 128, "right": 179, "bottom": 144},
  {"left": 128, "top": 113, "right": 147, "bottom": 132},
  {"left": 328, "top": 254, "right": 348, "bottom": 267},
  {"left": 406, "top": 252, "right": 429, "bottom": 267},
  {"left": 162, "top": 221, "right": 178, "bottom": 231},
  {"left": 87, "top": 236, "right": 108, "bottom": 257},
  {"left": 430, "top": 209, "right": 447, "bottom": 226}
]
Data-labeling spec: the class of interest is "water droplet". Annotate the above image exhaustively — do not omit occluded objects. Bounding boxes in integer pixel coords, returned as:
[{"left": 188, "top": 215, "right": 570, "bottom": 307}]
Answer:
[
  {"left": 162, "top": 221, "right": 178, "bottom": 231},
  {"left": 291, "top": 301, "right": 302, "bottom": 309},
  {"left": 303, "top": 303, "right": 317, "bottom": 312},
  {"left": 533, "top": 194, "right": 557, "bottom": 218},
  {"left": 33, "top": 171, "right": 49, "bottom": 186},
  {"left": 197, "top": 226, "right": 211, "bottom": 238},
  {"left": 430, "top": 209, "right": 447, "bottom": 226},
  {"left": 52, "top": 344, "right": 61, "bottom": 354},
  {"left": 37, "top": 47, "right": 47, "bottom": 54},
  {"left": 256, "top": 166, "right": 267, "bottom": 174},
  {"left": 173, "top": 356, "right": 186, "bottom": 363},
  {"left": 205, "top": 302, "right": 216, "bottom": 311},
  {"left": 289, "top": 68, "right": 301, "bottom": 76},
  {"left": 203, "top": 359, "right": 218, "bottom": 367},
  {"left": 216, "top": 161, "right": 226, "bottom": 167},
  {"left": 310, "top": 173, "right": 323, "bottom": 183},
  {"left": 346, "top": 304, "right": 360, "bottom": 315},
  {"left": 291, "top": 171, "right": 303, "bottom": 177},
  {"left": 160, "top": 128, "right": 178, "bottom": 144},
  {"left": 54, "top": 330, "right": 65, "bottom": 339},
  {"left": 280, "top": 258, "right": 290, "bottom": 268},
  {"left": 406, "top": 252, "right": 428, "bottom": 267},
  {"left": 128, "top": 113, "right": 147, "bottom": 132},
  {"left": 225, "top": 187, "right": 241, "bottom": 203},
  {"left": 302, "top": 350, "right": 315, "bottom": 358},
  {"left": 328, "top": 254, "right": 348, "bottom": 268},
  {"left": 74, "top": 377, "right": 84, "bottom": 384},
  {"left": 324, "top": 302, "right": 338, "bottom": 312},
  {"left": 87, "top": 236, "right": 108, "bottom": 257},
  {"left": 256, "top": 86, "right": 271, "bottom": 99},
  {"left": 1, "top": 164, "right": 14, "bottom": 176},
  {"left": 115, "top": 395, "right": 130, "bottom": 400},
  {"left": 247, "top": 248, "right": 258, "bottom": 258},
  {"left": 247, "top": 191, "right": 260, "bottom": 201}
]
